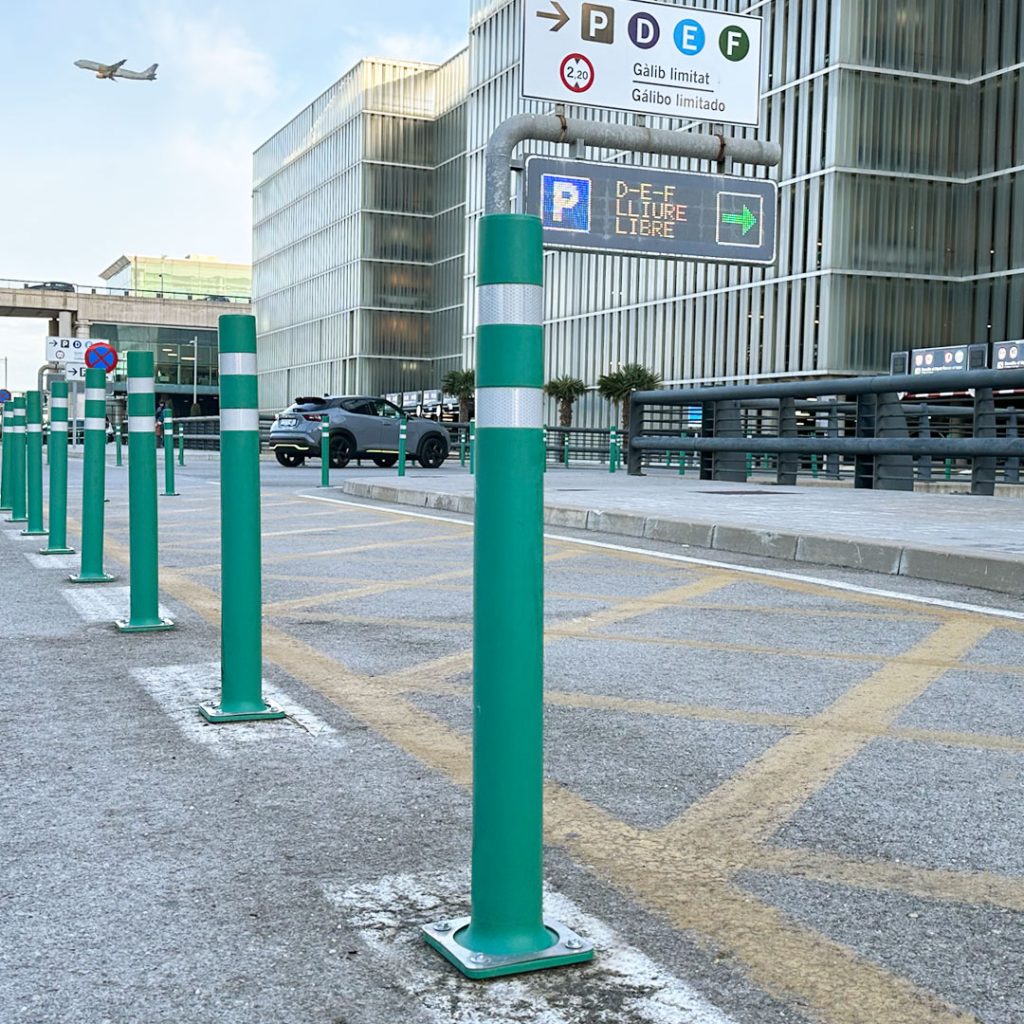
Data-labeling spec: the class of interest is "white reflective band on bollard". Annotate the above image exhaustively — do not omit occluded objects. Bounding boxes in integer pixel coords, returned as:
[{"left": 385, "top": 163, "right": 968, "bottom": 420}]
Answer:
[
  {"left": 51, "top": 398, "right": 69, "bottom": 409},
  {"left": 52, "top": 422, "right": 69, "bottom": 432},
  {"left": 477, "top": 284, "right": 544, "bottom": 326},
  {"left": 27, "top": 424, "right": 41, "bottom": 433},
  {"left": 475, "top": 387, "right": 544, "bottom": 429},
  {"left": 220, "top": 408, "right": 259, "bottom": 432},
  {"left": 127, "top": 378, "right": 155, "bottom": 395},
  {"left": 219, "top": 352, "right": 258, "bottom": 376},
  {"left": 127, "top": 418, "right": 154, "bottom": 433},
  {"left": 85, "top": 418, "right": 108, "bottom": 431},
  {"left": 85, "top": 388, "right": 106, "bottom": 402}
]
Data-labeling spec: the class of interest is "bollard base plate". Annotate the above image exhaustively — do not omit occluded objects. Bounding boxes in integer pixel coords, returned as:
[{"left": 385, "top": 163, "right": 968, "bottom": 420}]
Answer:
[
  {"left": 39, "top": 546, "right": 76, "bottom": 555},
  {"left": 161, "top": 492, "right": 180, "bottom": 497},
  {"left": 21, "top": 529, "right": 48, "bottom": 537},
  {"left": 6, "top": 516, "right": 28, "bottom": 524},
  {"left": 198, "top": 701, "right": 287, "bottom": 724},
  {"left": 421, "top": 916, "right": 593, "bottom": 980},
  {"left": 115, "top": 617, "right": 176, "bottom": 633},
  {"left": 68, "top": 572, "right": 118, "bottom": 584}
]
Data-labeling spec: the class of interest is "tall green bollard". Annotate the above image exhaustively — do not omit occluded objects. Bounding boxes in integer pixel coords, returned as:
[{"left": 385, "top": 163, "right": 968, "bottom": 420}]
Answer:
[
  {"left": 468, "top": 418, "right": 476, "bottom": 475},
  {"left": 115, "top": 352, "right": 173, "bottom": 631},
  {"left": 398, "top": 416, "right": 407, "bottom": 477},
  {"left": 459, "top": 425, "right": 467, "bottom": 467},
  {"left": 40, "top": 380, "right": 74, "bottom": 554},
  {"left": 177, "top": 423, "right": 185, "bottom": 466},
  {"left": 562, "top": 432, "right": 570, "bottom": 467},
  {"left": 6, "top": 395, "right": 27, "bottom": 524},
  {"left": 115, "top": 416, "right": 123, "bottom": 467},
  {"left": 0, "top": 402, "right": 13, "bottom": 512},
  {"left": 69, "top": 370, "right": 116, "bottom": 584},
  {"left": 200, "top": 314, "right": 284, "bottom": 724},
  {"left": 422, "top": 214, "right": 592, "bottom": 978},
  {"left": 162, "top": 408, "right": 179, "bottom": 496},
  {"left": 609, "top": 427, "right": 618, "bottom": 473},
  {"left": 320, "top": 418, "right": 330, "bottom": 488}
]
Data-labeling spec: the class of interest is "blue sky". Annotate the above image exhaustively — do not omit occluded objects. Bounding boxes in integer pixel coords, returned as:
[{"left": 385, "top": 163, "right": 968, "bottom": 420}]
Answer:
[{"left": 0, "top": 0, "right": 469, "bottom": 388}]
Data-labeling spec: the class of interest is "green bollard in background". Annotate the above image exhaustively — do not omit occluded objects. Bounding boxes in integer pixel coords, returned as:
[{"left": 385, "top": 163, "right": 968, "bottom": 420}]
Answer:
[
  {"left": 398, "top": 415, "right": 407, "bottom": 477},
  {"left": 177, "top": 422, "right": 185, "bottom": 466},
  {"left": 745, "top": 452, "right": 753, "bottom": 480},
  {"left": 468, "top": 418, "right": 476, "bottom": 475},
  {"left": 162, "top": 408, "right": 179, "bottom": 496},
  {"left": 421, "top": 214, "right": 591, "bottom": 978},
  {"left": 6, "top": 396, "right": 27, "bottom": 523},
  {"left": 115, "top": 417, "right": 123, "bottom": 467},
  {"left": 0, "top": 402, "right": 13, "bottom": 512},
  {"left": 459, "top": 425, "right": 467, "bottom": 467},
  {"left": 320, "top": 418, "right": 330, "bottom": 488},
  {"left": 562, "top": 432, "right": 570, "bottom": 467},
  {"left": 811, "top": 452, "right": 819, "bottom": 478},
  {"left": 116, "top": 352, "right": 173, "bottom": 631},
  {"left": 609, "top": 427, "right": 618, "bottom": 473},
  {"left": 69, "top": 370, "right": 116, "bottom": 584},
  {"left": 40, "top": 380, "right": 74, "bottom": 555},
  {"left": 200, "top": 315, "right": 284, "bottom": 724}
]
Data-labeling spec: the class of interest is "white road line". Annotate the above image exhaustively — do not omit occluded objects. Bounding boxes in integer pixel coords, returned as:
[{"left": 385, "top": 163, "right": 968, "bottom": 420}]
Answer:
[
  {"left": 24, "top": 552, "right": 79, "bottom": 570},
  {"left": 325, "top": 871, "right": 737, "bottom": 1024},
  {"left": 296, "top": 494, "right": 1024, "bottom": 621},
  {"left": 131, "top": 662, "right": 340, "bottom": 755},
  {"left": 61, "top": 586, "right": 173, "bottom": 623}
]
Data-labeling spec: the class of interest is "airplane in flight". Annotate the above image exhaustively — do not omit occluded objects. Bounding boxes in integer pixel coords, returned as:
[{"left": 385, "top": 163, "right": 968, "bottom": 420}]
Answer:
[{"left": 74, "top": 59, "right": 158, "bottom": 81}]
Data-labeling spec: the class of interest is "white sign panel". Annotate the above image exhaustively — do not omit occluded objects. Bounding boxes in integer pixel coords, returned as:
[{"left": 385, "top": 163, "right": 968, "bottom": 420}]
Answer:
[
  {"left": 46, "top": 336, "right": 89, "bottom": 366},
  {"left": 523, "top": 0, "right": 763, "bottom": 127}
]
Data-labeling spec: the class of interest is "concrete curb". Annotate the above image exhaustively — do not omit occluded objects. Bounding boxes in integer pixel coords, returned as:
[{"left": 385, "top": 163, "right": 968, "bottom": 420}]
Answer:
[{"left": 338, "top": 480, "right": 1024, "bottom": 596}]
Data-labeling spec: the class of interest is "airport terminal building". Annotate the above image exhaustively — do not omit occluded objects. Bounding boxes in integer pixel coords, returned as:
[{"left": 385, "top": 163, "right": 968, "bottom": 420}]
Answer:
[{"left": 253, "top": 0, "right": 1024, "bottom": 423}]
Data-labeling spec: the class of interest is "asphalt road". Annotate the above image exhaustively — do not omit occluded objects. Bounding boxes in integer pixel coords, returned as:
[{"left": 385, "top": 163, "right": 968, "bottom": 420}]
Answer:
[{"left": 2, "top": 452, "right": 1023, "bottom": 1024}]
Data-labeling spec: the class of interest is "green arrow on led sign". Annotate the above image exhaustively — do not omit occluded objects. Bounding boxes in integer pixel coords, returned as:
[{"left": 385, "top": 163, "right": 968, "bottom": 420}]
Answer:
[{"left": 722, "top": 205, "right": 758, "bottom": 235}]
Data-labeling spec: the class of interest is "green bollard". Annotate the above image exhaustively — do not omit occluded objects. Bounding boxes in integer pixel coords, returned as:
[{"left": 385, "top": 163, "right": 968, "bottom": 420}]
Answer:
[
  {"left": 542, "top": 426, "right": 548, "bottom": 474},
  {"left": 459, "top": 426, "right": 467, "bottom": 467},
  {"left": 468, "top": 418, "right": 476, "bottom": 475},
  {"left": 6, "top": 396, "right": 27, "bottom": 523},
  {"left": 0, "top": 402, "right": 13, "bottom": 512},
  {"left": 69, "top": 370, "right": 116, "bottom": 584},
  {"left": 162, "top": 409, "right": 179, "bottom": 496},
  {"left": 22, "top": 391, "right": 46, "bottom": 533},
  {"left": 609, "top": 427, "right": 618, "bottom": 473},
  {"left": 398, "top": 415, "right": 407, "bottom": 477},
  {"left": 562, "top": 432, "right": 570, "bottom": 467},
  {"left": 320, "top": 418, "right": 330, "bottom": 488},
  {"left": 945, "top": 458, "right": 952, "bottom": 480},
  {"left": 177, "top": 422, "right": 185, "bottom": 466},
  {"left": 678, "top": 449, "right": 686, "bottom": 476},
  {"left": 421, "top": 214, "right": 591, "bottom": 978},
  {"left": 40, "top": 380, "right": 74, "bottom": 554},
  {"left": 811, "top": 452, "right": 819, "bottom": 478},
  {"left": 745, "top": 452, "right": 753, "bottom": 480},
  {"left": 199, "top": 314, "right": 284, "bottom": 723},
  {"left": 115, "top": 417, "right": 123, "bottom": 467},
  {"left": 115, "top": 352, "right": 173, "bottom": 631}
]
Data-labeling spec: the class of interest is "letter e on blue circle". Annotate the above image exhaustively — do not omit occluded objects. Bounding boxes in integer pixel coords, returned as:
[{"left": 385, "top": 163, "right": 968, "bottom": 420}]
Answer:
[
  {"left": 542, "top": 175, "right": 591, "bottom": 232},
  {"left": 673, "top": 19, "right": 705, "bottom": 56}
]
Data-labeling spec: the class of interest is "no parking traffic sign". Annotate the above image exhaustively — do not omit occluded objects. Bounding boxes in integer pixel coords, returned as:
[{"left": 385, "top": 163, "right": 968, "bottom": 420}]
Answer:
[
  {"left": 0, "top": 389, "right": 11, "bottom": 404},
  {"left": 84, "top": 341, "right": 118, "bottom": 374}
]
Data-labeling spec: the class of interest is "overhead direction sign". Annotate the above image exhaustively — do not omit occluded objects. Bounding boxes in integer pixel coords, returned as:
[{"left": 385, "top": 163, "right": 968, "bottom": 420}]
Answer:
[
  {"left": 525, "top": 156, "right": 777, "bottom": 264},
  {"left": 84, "top": 341, "right": 119, "bottom": 373},
  {"left": 523, "top": 0, "right": 763, "bottom": 127}
]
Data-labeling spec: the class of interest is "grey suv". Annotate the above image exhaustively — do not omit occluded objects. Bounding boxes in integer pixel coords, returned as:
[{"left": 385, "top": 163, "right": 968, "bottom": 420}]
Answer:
[{"left": 269, "top": 395, "right": 450, "bottom": 469}]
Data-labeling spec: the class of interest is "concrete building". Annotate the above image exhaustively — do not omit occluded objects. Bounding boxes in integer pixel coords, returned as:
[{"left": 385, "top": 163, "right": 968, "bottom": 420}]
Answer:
[
  {"left": 253, "top": 0, "right": 1024, "bottom": 424},
  {"left": 100, "top": 253, "right": 251, "bottom": 302}
]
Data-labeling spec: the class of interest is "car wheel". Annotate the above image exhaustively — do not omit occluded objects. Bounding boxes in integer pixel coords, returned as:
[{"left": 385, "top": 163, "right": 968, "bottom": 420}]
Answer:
[
  {"left": 417, "top": 434, "right": 448, "bottom": 469},
  {"left": 372, "top": 454, "right": 398, "bottom": 468},
  {"left": 275, "top": 449, "right": 305, "bottom": 468},
  {"left": 330, "top": 434, "right": 353, "bottom": 468}
]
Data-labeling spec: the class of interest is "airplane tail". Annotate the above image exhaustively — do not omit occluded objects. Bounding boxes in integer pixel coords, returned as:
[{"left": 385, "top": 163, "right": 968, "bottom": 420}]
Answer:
[{"left": 144, "top": 63, "right": 158, "bottom": 78}]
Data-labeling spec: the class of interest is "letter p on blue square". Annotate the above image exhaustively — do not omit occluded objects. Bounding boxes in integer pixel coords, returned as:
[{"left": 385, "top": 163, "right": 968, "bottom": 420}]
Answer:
[{"left": 542, "top": 174, "right": 591, "bottom": 232}]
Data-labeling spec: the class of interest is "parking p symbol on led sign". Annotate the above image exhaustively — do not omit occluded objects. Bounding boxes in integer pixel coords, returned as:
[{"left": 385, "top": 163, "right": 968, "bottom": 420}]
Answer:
[{"left": 541, "top": 174, "right": 592, "bottom": 232}]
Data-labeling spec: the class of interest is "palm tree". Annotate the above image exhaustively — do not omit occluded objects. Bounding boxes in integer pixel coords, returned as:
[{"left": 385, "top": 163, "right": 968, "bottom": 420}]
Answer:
[
  {"left": 544, "top": 375, "right": 588, "bottom": 427},
  {"left": 596, "top": 363, "right": 662, "bottom": 433},
  {"left": 441, "top": 368, "right": 475, "bottom": 423}
]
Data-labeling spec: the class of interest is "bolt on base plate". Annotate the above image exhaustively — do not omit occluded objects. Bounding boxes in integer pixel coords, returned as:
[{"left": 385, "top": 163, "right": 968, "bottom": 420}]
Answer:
[
  {"left": 115, "top": 618, "right": 176, "bottom": 633},
  {"left": 198, "top": 701, "right": 287, "bottom": 724},
  {"left": 20, "top": 529, "right": 48, "bottom": 537},
  {"left": 39, "top": 546, "right": 76, "bottom": 555},
  {"left": 67, "top": 573, "right": 118, "bottom": 584},
  {"left": 421, "top": 916, "right": 594, "bottom": 979}
]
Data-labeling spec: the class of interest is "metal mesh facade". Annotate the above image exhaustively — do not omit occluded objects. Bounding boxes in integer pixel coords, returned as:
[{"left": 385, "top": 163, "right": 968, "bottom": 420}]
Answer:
[{"left": 253, "top": 1, "right": 1024, "bottom": 423}]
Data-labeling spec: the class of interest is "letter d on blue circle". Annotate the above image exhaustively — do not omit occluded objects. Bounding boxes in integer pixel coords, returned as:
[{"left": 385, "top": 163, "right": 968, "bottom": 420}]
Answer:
[{"left": 674, "top": 19, "right": 705, "bottom": 56}]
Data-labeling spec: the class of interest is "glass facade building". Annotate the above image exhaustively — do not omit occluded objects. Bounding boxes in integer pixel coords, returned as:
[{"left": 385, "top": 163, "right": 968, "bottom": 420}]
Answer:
[
  {"left": 99, "top": 254, "right": 251, "bottom": 300},
  {"left": 254, "top": 1, "right": 1024, "bottom": 423}
]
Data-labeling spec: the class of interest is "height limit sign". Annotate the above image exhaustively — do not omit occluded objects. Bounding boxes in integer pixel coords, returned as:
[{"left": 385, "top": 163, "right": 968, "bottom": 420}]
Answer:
[{"left": 524, "top": 0, "right": 763, "bottom": 127}]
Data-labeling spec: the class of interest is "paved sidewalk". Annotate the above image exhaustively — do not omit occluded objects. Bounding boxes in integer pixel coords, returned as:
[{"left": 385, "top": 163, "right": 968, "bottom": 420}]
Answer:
[{"left": 335, "top": 465, "right": 1024, "bottom": 594}]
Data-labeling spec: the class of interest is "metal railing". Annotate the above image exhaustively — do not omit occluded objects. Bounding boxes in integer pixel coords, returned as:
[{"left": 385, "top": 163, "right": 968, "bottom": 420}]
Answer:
[
  {"left": 627, "top": 367, "right": 1024, "bottom": 495},
  {"left": 0, "top": 277, "right": 250, "bottom": 304}
]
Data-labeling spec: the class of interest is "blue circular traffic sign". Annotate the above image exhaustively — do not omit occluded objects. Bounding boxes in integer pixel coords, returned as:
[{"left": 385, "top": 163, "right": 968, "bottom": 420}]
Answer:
[
  {"left": 84, "top": 341, "right": 118, "bottom": 373},
  {"left": 0, "top": 389, "right": 10, "bottom": 404}
]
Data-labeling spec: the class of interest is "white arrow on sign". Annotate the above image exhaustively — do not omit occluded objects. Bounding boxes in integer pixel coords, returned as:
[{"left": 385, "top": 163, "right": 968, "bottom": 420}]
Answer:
[{"left": 536, "top": 0, "right": 569, "bottom": 30}]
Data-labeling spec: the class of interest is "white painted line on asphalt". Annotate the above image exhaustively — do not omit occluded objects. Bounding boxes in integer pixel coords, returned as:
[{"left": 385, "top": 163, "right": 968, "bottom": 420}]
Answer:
[
  {"left": 61, "top": 587, "right": 173, "bottom": 623},
  {"left": 23, "top": 553, "right": 78, "bottom": 570},
  {"left": 326, "top": 871, "right": 738, "bottom": 1024},
  {"left": 131, "top": 662, "right": 340, "bottom": 755},
  {"left": 305, "top": 495, "right": 1024, "bottom": 621}
]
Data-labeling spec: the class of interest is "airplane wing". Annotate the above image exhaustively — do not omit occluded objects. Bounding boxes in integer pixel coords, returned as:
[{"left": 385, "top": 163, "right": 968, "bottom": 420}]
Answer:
[{"left": 110, "top": 59, "right": 127, "bottom": 72}]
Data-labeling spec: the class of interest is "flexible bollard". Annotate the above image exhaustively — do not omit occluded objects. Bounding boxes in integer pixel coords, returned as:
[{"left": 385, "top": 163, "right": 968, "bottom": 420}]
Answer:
[
  {"left": 69, "top": 370, "right": 116, "bottom": 584},
  {"left": 398, "top": 416, "right": 407, "bottom": 477},
  {"left": 459, "top": 426, "right": 467, "bottom": 467},
  {"left": 115, "top": 417, "right": 123, "bottom": 466},
  {"left": 6, "top": 395, "right": 27, "bottom": 524},
  {"left": 422, "top": 214, "right": 591, "bottom": 978},
  {"left": 177, "top": 423, "right": 185, "bottom": 466},
  {"left": 468, "top": 418, "right": 476, "bottom": 475},
  {"left": 162, "top": 408, "right": 179, "bottom": 496},
  {"left": 542, "top": 426, "right": 547, "bottom": 474},
  {"left": 40, "top": 380, "right": 74, "bottom": 555},
  {"left": 115, "top": 352, "right": 173, "bottom": 631},
  {"left": 320, "top": 418, "right": 330, "bottom": 488},
  {"left": 609, "top": 427, "right": 618, "bottom": 473},
  {"left": 562, "top": 432, "right": 570, "bottom": 467},
  {"left": 0, "top": 402, "right": 13, "bottom": 512},
  {"left": 811, "top": 452, "right": 819, "bottom": 478},
  {"left": 200, "top": 314, "right": 284, "bottom": 723}
]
